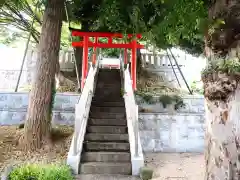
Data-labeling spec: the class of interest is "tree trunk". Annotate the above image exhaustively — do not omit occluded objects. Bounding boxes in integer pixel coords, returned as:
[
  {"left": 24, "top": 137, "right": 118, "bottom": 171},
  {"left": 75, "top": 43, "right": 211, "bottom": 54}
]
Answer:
[
  {"left": 74, "top": 47, "right": 83, "bottom": 91},
  {"left": 73, "top": 23, "right": 89, "bottom": 91},
  {"left": 203, "top": 72, "right": 240, "bottom": 179},
  {"left": 137, "top": 48, "right": 142, "bottom": 74},
  {"left": 204, "top": 0, "right": 240, "bottom": 179},
  {"left": 24, "top": 0, "right": 64, "bottom": 150}
]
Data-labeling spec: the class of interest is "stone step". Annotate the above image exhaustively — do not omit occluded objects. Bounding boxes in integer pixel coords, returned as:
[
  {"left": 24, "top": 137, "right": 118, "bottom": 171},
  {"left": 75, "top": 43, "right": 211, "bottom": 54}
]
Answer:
[
  {"left": 87, "top": 126, "right": 127, "bottom": 134},
  {"left": 94, "top": 92, "right": 122, "bottom": 96},
  {"left": 88, "top": 118, "right": 127, "bottom": 126},
  {"left": 81, "top": 152, "right": 131, "bottom": 162},
  {"left": 95, "top": 86, "right": 121, "bottom": 89},
  {"left": 92, "top": 100, "right": 124, "bottom": 104},
  {"left": 98, "top": 72, "right": 120, "bottom": 75},
  {"left": 92, "top": 98, "right": 124, "bottom": 102},
  {"left": 95, "top": 87, "right": 121, "bottom": 89},
  {"left": 96, "top": 83, "right": 121, "bottom": 87},
  {"left": 84, "top": 142, "right": 130, "bottom": 151},
  {"left": 94, "top": 88, "right": 122, "bottom": 92},
  {"left": 85, "top": 133, "right": 129, "bottom": 142},
  {"left": 94, "top": 94, "right": 120, "bottom": 99},
  {"left": 96, "top": 81, "right": 121, "bottom": 85},
  {"left": 90, "top": 107, "right": 125, "bottom": 113},
  {"left": 91, "top": 101, "right": 125, "bottom": 107},
  {"left": 99, "top": 68, "right": 120, "bottom": 73},
  {"left": 95, "top": 88, "right": 121, "bottom": 92},
  {"left": 98, "top": 74, "right": 120, "bottom": 76},
  {"left": 96, "top": 84, "right": 121, "bottom": 86},
  {"left": 97, "top": 76, "right": 120, "bottom": 79},
  {"left": 93, "top": 97, "right": 123, "bottom": 101},
  {"left": 96, "top": 77, "right": 121, "bottom": 81},
  {"left": 89, "top": 112, "right": 126, "bottom": 119},
  {"left": 79, "top": 162, "right": 131, "bottom": 175},
  {"left": 75, "top": 174, "right": 140, "bottom": 180},
  {"left": 92, "top": 95, "right": 123, "bottom": 98},
  {"left": 95, "top": 87, "right": 121, "bottom": 90}
]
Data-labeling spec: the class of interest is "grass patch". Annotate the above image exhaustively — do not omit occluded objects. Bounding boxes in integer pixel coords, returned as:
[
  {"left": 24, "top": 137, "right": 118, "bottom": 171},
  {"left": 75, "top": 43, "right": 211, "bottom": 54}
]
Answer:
[{"left": 9, "top": 163, "right": 74, "bottom": 180}]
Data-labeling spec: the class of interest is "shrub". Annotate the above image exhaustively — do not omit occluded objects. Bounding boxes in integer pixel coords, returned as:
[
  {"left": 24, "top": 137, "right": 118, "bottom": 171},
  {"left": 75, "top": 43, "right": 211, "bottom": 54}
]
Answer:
[
  {"left": 140, "top": 166, "right": 154, "bottom": 180},
  {"left": 8, "top": 164, "right": 74, "bottom": 180}
]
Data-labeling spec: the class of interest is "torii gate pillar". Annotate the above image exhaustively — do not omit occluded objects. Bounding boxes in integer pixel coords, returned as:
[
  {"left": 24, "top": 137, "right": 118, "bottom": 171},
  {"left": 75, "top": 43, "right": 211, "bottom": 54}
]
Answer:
[
  {"left": 131, "top": 40, "right": 137, "bottom": 91},
  {"left": 124, "top": 48, "right": 128, "bottom": 64},
  {"left": 81, "top": 36, "right": 89, "bottom": 90}
]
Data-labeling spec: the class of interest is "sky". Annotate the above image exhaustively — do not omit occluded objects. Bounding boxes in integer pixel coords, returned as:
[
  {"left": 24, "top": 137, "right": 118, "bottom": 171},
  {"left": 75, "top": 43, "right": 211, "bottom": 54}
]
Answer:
[{"left": 0, "top": 45, "right": 26, "bottom": 70}]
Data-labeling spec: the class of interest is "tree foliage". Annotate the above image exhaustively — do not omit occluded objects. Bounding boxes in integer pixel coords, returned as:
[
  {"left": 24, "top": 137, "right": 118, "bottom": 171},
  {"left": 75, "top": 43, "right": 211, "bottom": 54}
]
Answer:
[
  {"left": 151, "top": 0, "right": 207, "bottom": 54},
  {"left": 0, "top": 26, "right": 26, "bottom": 46},
  {"left": 0, "top": 0, "right": 43, "bottom": 43},
  {"left": 69, "top": 0, "right": 208, "bottom": 55},
  {"left": 0, "top": 0, "right": 72, "bottom": 48},
  {"left": 1, "top": 0, "right": 208, "bottom": 55}
]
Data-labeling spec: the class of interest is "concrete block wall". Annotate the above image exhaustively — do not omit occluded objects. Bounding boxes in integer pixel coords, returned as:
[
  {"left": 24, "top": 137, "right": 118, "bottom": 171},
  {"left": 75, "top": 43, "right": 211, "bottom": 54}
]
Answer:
[
  {"left": 0, "top": 92, "right": 79, "bottom": 126},
  {"left": 138, "top": 95, "right": 205, "bottom": 152},
  {"left": 139, "top": 113, "right": 205, "bottom": 153},
  {"left": 0, "top": 92, "right": 205, "bottom": 153}
]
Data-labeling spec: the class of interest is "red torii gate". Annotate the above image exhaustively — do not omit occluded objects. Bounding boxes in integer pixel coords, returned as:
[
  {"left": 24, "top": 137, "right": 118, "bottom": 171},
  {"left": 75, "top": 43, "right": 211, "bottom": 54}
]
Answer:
[{"left": 71, "top": 31, "right": 144, "bottom": 91}]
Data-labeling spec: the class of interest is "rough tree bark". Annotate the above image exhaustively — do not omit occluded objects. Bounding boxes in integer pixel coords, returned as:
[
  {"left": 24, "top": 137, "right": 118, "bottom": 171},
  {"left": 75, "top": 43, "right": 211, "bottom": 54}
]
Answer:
[
  {"left": 24, "top": 0, "right": 64, "bottom": 150},
  {"left": 203, "top": 0, "right": 240, "bottom": 179},
  {"left": 73, "top": 47, "right": 83, "bottom": 92}
]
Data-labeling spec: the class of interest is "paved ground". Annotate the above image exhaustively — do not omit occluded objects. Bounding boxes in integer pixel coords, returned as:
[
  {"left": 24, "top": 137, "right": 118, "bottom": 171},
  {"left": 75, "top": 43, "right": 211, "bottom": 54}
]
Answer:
[
  {"left": 76, "top": 174, "right": 141, "bottom": 180},
  {"left": 145, "top": 153, "right": 204, "bottom": 180},
  {"left": 76, "top": 153, "right": 204, "bottom": 180}
]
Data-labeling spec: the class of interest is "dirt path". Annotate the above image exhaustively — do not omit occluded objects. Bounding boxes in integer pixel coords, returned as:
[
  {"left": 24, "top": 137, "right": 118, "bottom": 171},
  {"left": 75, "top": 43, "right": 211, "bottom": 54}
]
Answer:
[{"left": 145, "top": 153, "right": 204, "bottom": 180}]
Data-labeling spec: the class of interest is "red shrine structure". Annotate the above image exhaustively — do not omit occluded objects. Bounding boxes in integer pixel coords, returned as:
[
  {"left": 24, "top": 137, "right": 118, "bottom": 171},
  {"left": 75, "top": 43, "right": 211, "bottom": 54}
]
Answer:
[{"left": 71, "top": 31, "right": 144, "bottom": 91}]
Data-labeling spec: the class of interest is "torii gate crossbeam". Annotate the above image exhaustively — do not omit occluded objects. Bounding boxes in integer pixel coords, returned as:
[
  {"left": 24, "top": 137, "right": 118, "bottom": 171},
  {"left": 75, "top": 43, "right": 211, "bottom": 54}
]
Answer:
[{"left": 71, "top": 30, "right": 144, "bottom": 91}]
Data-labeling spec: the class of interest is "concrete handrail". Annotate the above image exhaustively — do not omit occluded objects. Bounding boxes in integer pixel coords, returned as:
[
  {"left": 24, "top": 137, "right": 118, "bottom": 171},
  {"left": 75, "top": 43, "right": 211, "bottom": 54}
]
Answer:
[
  {"left": 124, "top": 66, "right": 139, "bottom": 157},
  {"left": 120, "top": 58, "right": 144, "bottom": 175},
  {"left": 67, "top": 57, "right": 99, "bottom": 174}
]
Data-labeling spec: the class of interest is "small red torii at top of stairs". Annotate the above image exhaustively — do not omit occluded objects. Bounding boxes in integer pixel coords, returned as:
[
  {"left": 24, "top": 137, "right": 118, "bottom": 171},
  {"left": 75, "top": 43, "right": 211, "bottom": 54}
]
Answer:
[{"left": 71, "top": 30, "right": 144, "bottom": 91}]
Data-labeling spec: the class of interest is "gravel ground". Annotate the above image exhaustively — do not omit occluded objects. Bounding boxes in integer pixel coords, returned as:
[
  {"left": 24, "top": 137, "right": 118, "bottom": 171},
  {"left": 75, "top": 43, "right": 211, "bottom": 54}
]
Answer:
[{"left": 145, "top": 153, "right": 204, "bottom": 180}]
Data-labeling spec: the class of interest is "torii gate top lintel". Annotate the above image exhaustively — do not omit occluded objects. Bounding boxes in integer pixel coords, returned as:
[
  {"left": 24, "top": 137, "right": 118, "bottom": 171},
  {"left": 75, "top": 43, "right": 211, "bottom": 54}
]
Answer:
[
  {"left": 71, "top": 30, "right": 144, "bottom": 91},
  {"left": 71, "top": 31, "right": 144, "bottom": 49},
  {"left": 72, "top": 31, "right": 142, "bottom": 39}
]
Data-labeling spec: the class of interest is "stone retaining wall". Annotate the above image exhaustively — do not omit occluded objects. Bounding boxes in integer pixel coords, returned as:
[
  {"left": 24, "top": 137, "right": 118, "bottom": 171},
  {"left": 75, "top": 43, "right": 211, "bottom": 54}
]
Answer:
[
  {"left": 0, "top": 92, "right": 79, "bottom": 126},
  {"left": 0, "top": 92, "right": 205, "bottom": 153},
  {"left": 139, "top": 113, "right": 205, "bottom": 153},
  {"left": 137, "top": 95, "right": 205, "bottom": 114},
  {"left": 137, "top": 95, "right": 205, "bottom": 152}
]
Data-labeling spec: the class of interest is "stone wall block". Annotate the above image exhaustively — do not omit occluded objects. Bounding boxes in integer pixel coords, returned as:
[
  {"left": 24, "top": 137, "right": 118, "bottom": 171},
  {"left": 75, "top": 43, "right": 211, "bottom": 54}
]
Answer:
[{"left": 140, "top": 131, "right": 155, "bottom": 152}]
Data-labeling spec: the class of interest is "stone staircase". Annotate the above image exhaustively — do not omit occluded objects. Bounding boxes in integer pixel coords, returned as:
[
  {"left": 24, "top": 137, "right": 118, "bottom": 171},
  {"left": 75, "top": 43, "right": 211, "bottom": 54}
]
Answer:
[{"left": 79, "top": 69, "right": 132, "bottom": 175}]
